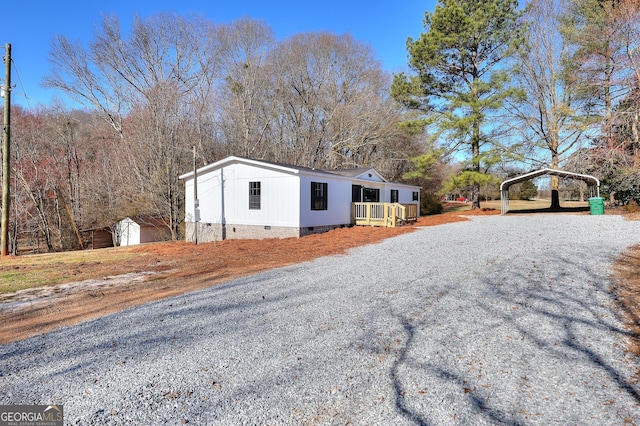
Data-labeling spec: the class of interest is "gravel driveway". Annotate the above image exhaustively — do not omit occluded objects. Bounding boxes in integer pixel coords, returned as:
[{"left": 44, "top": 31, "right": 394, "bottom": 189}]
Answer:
[{"left": 1, "top": 214, "right": 640, "bottom": 425}]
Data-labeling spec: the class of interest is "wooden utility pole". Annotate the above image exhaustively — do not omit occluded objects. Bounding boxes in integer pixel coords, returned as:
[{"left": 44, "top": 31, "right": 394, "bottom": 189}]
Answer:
[{"left": 1, "top": 43, "right": 11, "bottom": 256}]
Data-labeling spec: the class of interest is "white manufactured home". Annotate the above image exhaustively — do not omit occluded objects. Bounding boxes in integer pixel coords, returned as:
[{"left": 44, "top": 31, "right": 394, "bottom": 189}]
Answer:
[{"left": 179, "top": 156, "right": 421, "bottom": 242}]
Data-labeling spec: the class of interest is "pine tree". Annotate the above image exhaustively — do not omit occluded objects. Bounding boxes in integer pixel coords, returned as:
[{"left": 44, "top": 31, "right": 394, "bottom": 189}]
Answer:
[{"left": 392, "top": 0, "right": 524, "bottom": 209}]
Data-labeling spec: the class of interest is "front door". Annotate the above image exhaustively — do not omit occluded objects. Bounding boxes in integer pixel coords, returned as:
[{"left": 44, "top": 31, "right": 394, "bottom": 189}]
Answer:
[{"left": 352, "top": 185, "right": 362, "bottom": 202}]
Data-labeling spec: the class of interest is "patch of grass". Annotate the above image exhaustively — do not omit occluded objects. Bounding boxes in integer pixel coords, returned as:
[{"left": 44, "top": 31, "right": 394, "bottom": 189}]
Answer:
[
  {"left": 0, "top": 248, "right": 144, "bottom": 294},
  {"left": 0, "top": 272, "right": 28, "bottom": 293},
  {"left": 443, "top": 202, "right": 473, "bottom": 213}
]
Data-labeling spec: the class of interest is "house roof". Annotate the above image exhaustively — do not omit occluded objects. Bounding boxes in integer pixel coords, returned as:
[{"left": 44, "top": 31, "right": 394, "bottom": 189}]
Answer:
[
  {"left": 248, "top": 158, "right": 346, "bottom": 178},
  {"left": 179, "top": 156, "right": 419, "bottom": 189},
  {"left": 119, "top": 215, "right": 169, "bottom": 228},
  {"left": 179, "top": 156, "right": 343, "bottom": 180},
  {"left": 331, "top": 168, "right": 372, "bottom": 177}
]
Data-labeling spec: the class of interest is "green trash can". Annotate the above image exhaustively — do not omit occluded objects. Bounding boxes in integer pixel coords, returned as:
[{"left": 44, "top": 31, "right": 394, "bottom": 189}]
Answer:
[{"left": 588, "top": 197, "right": 605, "bottom": 215}]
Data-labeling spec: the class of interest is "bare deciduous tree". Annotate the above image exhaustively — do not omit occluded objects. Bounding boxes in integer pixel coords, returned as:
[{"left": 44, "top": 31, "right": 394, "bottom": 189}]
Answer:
[
  {"left": 511, "top": 0, "right": 592, "bottom": 209},
  {"left": 269, "top": 32, "right": 406, "bottom": 169},
  {"left": 45, "top": 13, "right": 221, "bottom": 239},
  {"left": 561, "top": 0, "right": 640, "bottom": 202},
  {"left": 214, "top": 18, "right": 277, "bottom": 160}
]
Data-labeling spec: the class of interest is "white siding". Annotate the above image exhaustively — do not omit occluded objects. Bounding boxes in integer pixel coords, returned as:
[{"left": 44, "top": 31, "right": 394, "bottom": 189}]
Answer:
[
  {"left": 224, "top": 163, "right": 300, "bottom": 227},
  {"left": 183, "top": 178, "right": 197, "bottom": 221},
  {"left": 186, "top": 162, "right": 302, "bottom": 228},
  {"left": 298, "top": 174, "right": 353, "bottom": 227},
  {"left": 387, "top": 185, "right": 421, "bottom": 216},
  {"left": 384, "top": 185, "right": 419, "bottom": 202}
]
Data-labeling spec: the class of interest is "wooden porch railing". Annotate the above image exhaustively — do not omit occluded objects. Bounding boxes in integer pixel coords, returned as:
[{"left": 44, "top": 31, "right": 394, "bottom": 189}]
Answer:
[{"left": 351, "top": 203, "right": 418, "bottom": 227}]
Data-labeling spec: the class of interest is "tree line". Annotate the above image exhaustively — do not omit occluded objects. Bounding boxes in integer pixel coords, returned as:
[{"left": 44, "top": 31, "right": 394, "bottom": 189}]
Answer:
[{"left": 3, "top": 0, "right": 639, "bottom": 253}]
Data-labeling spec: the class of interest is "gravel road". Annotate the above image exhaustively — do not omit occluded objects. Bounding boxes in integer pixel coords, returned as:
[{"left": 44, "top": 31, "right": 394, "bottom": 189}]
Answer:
[{"left": 1, "top": 214, "right": 640, "bottom": 425}]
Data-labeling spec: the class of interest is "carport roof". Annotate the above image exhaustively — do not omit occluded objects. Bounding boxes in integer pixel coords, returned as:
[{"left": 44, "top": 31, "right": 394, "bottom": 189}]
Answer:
[{"left": 500, "top": 168, "right": 600, "bottom": 191}]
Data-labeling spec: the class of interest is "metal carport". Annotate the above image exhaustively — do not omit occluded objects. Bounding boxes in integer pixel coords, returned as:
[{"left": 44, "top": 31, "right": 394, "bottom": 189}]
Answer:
[{"left": 500, "top": 168, "right": 600, "bottom": 215}]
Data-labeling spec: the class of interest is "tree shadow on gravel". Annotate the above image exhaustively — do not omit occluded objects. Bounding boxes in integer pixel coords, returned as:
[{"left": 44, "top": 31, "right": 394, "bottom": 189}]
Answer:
[
  {"left": 389, "top": 315, "right": 430, "bottom": 426},
  {"left": 375, "top": 247, "right": 640, "bottom": 425},
  {"left": 478, "top": 255, "right": 640, "bottom": 404},
  {"left": 388, "top": 313, "right": 523, "bottom": 426},
  {"left": 353, "top": 281, "right": 524, "bottom": 425}
]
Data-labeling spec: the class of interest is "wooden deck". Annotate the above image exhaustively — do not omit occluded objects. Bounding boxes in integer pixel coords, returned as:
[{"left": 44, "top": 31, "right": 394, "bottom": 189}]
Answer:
[{"left": 351, "top": 202, "right": 418, "bottom": 227}]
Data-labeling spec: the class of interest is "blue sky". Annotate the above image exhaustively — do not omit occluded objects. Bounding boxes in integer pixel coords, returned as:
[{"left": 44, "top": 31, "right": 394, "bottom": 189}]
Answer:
[{"left": 2, "top": 1, "right": 435, "bottom": 108}]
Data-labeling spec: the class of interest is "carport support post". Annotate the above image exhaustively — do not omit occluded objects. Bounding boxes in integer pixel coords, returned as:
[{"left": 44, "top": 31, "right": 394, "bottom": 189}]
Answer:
[
  {"left": 550, "top": 175, "right": 561, "bottom": 211},
  {"left": 501, "top": 190, "right": 509, "bottom": 215}
]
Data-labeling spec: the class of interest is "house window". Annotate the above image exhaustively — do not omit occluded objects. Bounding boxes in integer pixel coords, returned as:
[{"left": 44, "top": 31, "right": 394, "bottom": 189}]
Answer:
[
  {"left": 311, "top": 182, "right": 328, "bottom": 210},
  {"left": 391, "top": 189, "right": 399, "bottom": 203},
  {"left": 363, "top": 188, "right": 380, "bottom": 202},
  {"left": 249, "top": 182, "right": 261, "bottom": 209},
  {"left": 412, "top": 191, "right": 419, "bottom": 201}
]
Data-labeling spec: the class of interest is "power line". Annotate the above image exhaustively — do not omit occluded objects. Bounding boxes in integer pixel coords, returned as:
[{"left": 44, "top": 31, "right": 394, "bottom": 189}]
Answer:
[{"left": 10, "top": 61, "right": 34, "bottom": 109}]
